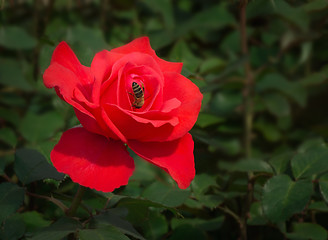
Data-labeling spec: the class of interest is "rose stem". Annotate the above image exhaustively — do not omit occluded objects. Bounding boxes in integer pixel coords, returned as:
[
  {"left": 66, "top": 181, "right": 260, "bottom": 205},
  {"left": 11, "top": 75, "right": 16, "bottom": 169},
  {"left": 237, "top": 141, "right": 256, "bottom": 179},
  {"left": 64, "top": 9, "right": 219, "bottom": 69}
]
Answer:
[
  {"left": 66, "top": 185, "right": 86, "bottom": 217},
  {"left": 239, "top": 1, "right": 255, "bottom": 240},
  {"left": 240, "top": 0, "right": 253, "bottom": 160}
]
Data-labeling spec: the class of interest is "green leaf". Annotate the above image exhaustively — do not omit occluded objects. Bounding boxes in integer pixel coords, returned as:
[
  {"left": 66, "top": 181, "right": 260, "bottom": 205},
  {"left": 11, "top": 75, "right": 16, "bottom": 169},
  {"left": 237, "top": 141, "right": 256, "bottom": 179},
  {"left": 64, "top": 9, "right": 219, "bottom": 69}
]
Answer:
[
  {"left": 210, "top": 91, "right": 243, "bottom": 117},
  {"left": 217, "top": 124, "right": 242, "bottom": 134},
  {"left": 0, "top": 26, "right": 37, "bottom": 50},
  {"left": 171, "top": 216, "right": 224, "bottom": 231},
  {"left": 277, "top": 116, "right": 292, "bottom": 130},
  {"left": 142, "top": 182, "right": 190, "bottom": 207},
  {"left": 250, "top": 46, "right": 275, "bottom": 68},
  {"left": 218, "top": 159, "right": 273, "bottom": 173},
  {"left": 169, "top": 224, "right": 206, "bottom": 240},
  {"left": 302, "top": 0, "right": 328, "bottom": 11},
  {"left": 0, "top": 182, "right": 25, "bottom": 223},
  {"left": 68, "top": 25, "right": 108, "bottom": 66},
  {"left": 39, "top": 44, "right": 56, "bottom": 73},
  {"left": 121, "top": 181, "right": 142, "bottom": 197},
  {"left": 0, "top": 214, "right": 25, "bottom": 240},
  {"left": 0, "top": 159, "right": 6, "bottom": 176},
  {"left": 15, "top": 149, "right": 64, "bottom": 184},
  {"left": 291, "top": 147, "right": 328, "bottom": 179},
  {"left": 275, "top": 0, "right": 309, "bottom": 32},
  {"left": 218, "top": 191, "right": 245, "bottom": 200},
  {"left": 129, "top": 156, "right": 158, "bottom": 183},
  {"left": 0, "top": 127, "right": 17, "bottom": 147},
  {"left": 319, "top": 173, "right": 328, "bottom": 204},
  {"left": 0, "top": 58, "right": 32, "bottom": 90},
  {"left": 141, "top": 0, "right": 174, "bottom": 30},
  {"left": 268, "top": 152, "right": 293, "bottom": 175},
  {"left": 148, "top": 30, "right": 176, "bottom": 50},
  {"left": 286, "top": 223, "right": 327, "bottom": 240},
  {"left": 308, "top": 201, "right": 328, "bottom": 212},
  {"left": 262, "top": 93, "right": 291, "bottom": 117},
  {"left": 186, "top": 3, "right": 235, "bottom": 31},
  {"left": 262, "top": 175, "right": 312, "bottom": 223},
  {"left": 93, "top": 209, "right": 145, "bottom": 240},
  {"left": 247, "top": 0, "right": 275, "bottom": 18},
  {"left": 262, "top": 32, "right": 279, "bottom": 46},
  {"left": 220, "top": 31, "right": 240, "bottom": 54},
  {"left": 19, "top": 111, "right": 65, "bottom": 143},
  {"left": 300, "top": 68, "right": 328, "bottom": 86},
  {"left": 184, "top": 198, "right": 203, "bottom": 209},
  {"left": 35, "top": 139, "right": 58, "bottom": 163},
  {"left": 299, "top": 42, "right": 312, "bottom": 65},
  {"left": 195, "top": 113, "right": 225, "bottom": 128},
  {"left": 207, "top": 137, "right": 241, "bottom": 156},
  {"left": 169, "top": 40, "right": 201, "bottom": 72},
  {"left": 183, "top": 166, "right": 222, "bottom": 207},
  {"left": 197, "top": 194, "right": 224, "bottom": 209},
  {"left": 0, "top": 92, "right": 26, "bottom": 107},
  {"left": 256, "top": 73, "right": 307, "bottom": 107},
  {"left": 235, "top": 159, "right": 273, "bottom": 173},
  {"left": 69, "top": 25, "right": 108, "bottom": 51},
  {"left": 254, "top": 118, "right": 281, "bottom": 142},
  {"left": 0, "top": 107, "right": 20, "bottom": 126},
  {"left": 116, "top": 196, "right": 179, "bottom": 223},
  {"left": 79, "top": 226, "right": 130, "bottom": 240},
  {"left": 0, "top": 154, "right": 14, "bottom": 175},
  {"left": 139, "top": 210, "right": 168, "bottom": 240},
  {"left": 30, "top": 217, "right": 82, "bottom": 240},
  {"left": 247, "top": 202, "right": 268, "bottom": 225},
  {"left": 191, "top": 174, "right": 218, "bottom": 197},
  {"left": 199, "top": 57, "right": 226, "bottom": 74},
  {"left": 297, "top": 138, "right": 327, "bottom": 153},
  {"left": 21, "top": 211, "right": 52, "bottom": 232}
]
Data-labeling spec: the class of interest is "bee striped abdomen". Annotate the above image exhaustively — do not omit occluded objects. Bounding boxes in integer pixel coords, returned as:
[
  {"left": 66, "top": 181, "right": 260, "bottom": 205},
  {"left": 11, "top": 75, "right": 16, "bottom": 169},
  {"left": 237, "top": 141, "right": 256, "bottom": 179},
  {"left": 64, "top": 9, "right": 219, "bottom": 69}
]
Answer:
[
  {"left": 132, "top": 82, "right": 143, "bottom": 98},
  {"left": 131, "top": 82, "right": 145, "bottom": 109}
]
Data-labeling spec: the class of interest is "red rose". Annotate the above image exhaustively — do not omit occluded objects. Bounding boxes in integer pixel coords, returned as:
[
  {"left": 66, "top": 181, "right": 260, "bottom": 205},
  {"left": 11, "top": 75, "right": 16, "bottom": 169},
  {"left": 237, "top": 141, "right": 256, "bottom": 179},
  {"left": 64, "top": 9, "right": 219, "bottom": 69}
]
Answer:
[{"left": 43, "top": 37, "right": 202, "bottom": 192}]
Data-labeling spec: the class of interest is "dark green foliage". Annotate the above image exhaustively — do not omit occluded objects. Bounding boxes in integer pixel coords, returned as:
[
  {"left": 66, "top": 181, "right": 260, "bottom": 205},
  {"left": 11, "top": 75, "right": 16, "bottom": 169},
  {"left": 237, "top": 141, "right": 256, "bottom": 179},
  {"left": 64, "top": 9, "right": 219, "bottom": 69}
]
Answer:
[
  {"left": 262, "top": 175, "right": 312, "bottom": 223},
  {"left": 0, "top": 26, "right": 37, "bottom": 50},
  {"left": 91, "top": 209, "right": 146, "bottom": 240},
  {"left": 78, "top": 226, "right": 130, "bottom": 240},
  {"left": 15, "top": 149, "right": 65, "bottom": 184},
  {"left": 142, "top": 182, "right": 190, "bottom": 207},
  {"left": 0, "top": 183, "right": 25, "bottom": 223},
  {"left": 0, "top": 214, "right": 26, "bottom": 240},
  {"left": 286, "top": 222, "right": 327, "bottom": 240},
  {"left": 29, "top": 217, "right": 82, "bottom": 240},
  {"left": 1, "top": 0, "right": 328, "bottom": 239}
]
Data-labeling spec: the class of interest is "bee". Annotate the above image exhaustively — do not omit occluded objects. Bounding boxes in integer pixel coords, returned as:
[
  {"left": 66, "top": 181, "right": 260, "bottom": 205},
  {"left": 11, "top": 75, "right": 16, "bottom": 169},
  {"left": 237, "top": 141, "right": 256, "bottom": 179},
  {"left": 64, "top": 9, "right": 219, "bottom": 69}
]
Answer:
[{"left": 130, "top": 82, "right": 145, "bottom": 109}]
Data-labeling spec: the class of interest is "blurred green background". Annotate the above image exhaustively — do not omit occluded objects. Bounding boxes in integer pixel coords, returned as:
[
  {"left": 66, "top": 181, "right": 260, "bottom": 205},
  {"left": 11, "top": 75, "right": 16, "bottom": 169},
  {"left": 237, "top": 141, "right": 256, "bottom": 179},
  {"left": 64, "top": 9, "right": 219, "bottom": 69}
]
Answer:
[{"left": 1, "top": 0, "right": 328, "bottom": 239}]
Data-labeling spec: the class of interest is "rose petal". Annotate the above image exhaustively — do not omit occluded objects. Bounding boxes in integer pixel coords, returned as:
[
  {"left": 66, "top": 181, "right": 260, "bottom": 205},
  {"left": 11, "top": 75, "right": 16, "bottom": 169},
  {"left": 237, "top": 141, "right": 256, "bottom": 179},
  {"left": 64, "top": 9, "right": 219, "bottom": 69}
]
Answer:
[
  {"left": 90, "top": 50, "right": 124, "bottom": 102},
  {"left": 43, "top": 42, "right": 98, "bottom": 126},
  {"left": 100, "top": 52, "right": 163, "bottom": 95},
  {"left": 105, "top": 72, "right": 202, "bottom": 142},
  {"left": 44, "top": 42, "right": 95, "bottom": 104},
  {"left": 101, "top": 108, "right": 128, "bottom": 143},
  {"left": 111, "top": 37, "right": 183, "bottom": 73},
  {"left": 73, "top": 108, "right": 107, "bottom": 136},
  {"left": 157, "top": 98, "right": 181, "bottom": 113},
  {"left": 50, "top": 42, "right": 82, "bottom": 71},
  {"left": 91, "top": 50, "right": 123, "bottom": 84},
  {"left": 103, "top": 104, "right": 179, "bottom": 141},
  {"left": 162, "top": 72, "right": 203, "bottom": 141},
  {"left": 100, "top": 52, "right": 164, "bottom": 111},
  {"left": 74, "top": 107, "right": 127, "bottom": 142},
  {"left": 51, "top": 127, "right": 134, "bottom": 192},
  {"left": 120, "top": 62, "right": 163, "bottom": 111},
  {"left": 128, "top": 133, "right": 195, "bottom": 189},
  {"left": 44, "top": 63, "right": 96, "bottom": 120}
]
